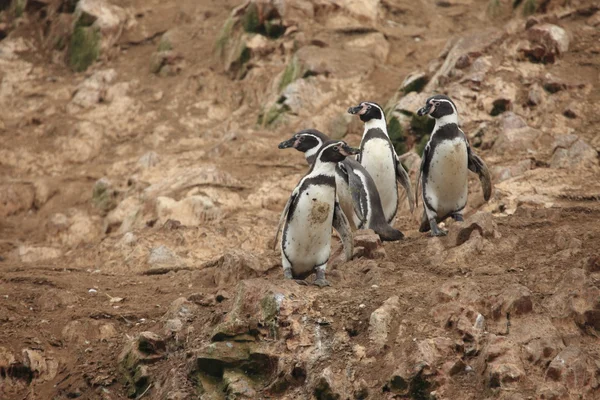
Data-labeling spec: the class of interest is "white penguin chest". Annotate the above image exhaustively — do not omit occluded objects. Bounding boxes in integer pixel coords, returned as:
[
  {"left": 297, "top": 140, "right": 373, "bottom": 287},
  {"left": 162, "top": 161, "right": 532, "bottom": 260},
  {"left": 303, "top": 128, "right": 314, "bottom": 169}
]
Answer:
[
  {"left": 425, "top": 138, "right": 469, "bottom": 216},
  {"left": 360, "top": 138, "right": 397, "bottom": 222},
  {"left": 283, "top": 184, "right": 336, "bottom": 273}
]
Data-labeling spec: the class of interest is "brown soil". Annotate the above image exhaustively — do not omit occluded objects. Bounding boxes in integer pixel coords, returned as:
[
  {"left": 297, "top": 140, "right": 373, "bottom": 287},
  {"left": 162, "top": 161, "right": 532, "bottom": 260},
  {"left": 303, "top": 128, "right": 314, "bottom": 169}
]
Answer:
[{"left": 1, "top": 0, "right": 599, "bottom": 399}]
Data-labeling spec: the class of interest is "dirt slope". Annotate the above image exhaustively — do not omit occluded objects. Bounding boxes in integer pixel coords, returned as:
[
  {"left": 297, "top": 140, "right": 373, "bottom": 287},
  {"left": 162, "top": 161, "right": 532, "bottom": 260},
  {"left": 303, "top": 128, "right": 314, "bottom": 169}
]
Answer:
[{"left": 1, "top": 0, "right": 599, "bottom": 399}]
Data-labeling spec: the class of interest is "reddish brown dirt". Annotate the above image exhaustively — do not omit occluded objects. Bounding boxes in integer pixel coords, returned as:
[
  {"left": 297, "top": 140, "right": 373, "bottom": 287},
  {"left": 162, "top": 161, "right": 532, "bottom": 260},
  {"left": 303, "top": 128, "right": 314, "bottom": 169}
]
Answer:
[{"left": 1, "top": 0, "right": 599, "bottom": 399}]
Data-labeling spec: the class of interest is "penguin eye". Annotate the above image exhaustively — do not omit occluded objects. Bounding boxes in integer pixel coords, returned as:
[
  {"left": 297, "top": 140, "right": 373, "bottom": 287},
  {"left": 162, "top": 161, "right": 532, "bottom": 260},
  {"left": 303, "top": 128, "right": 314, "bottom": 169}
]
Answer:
[
  {"left": 333, "top": 146, "right": 340, "bottom": 151},
  {"left": 298, "top": 136, "right": 304, "bottom": 142},
  {"left": 367, "top": 105, "right": 372, "bottom": 110}
]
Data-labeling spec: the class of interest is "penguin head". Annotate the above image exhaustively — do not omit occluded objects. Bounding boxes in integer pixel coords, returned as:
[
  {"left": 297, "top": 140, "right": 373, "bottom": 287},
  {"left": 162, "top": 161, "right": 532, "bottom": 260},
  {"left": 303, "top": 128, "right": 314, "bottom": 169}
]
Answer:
[
  {"left": 347, "top": 101, "right": 385, "bottom": 123},
  {"left": 317, "top": 140, "right": 361, "bottom": 164},
  {"left": 278, "top": 129, "right": 328, "bottom": 153},
  {"left": 417, "top": 95, "right": 458, "bottom": 119}
]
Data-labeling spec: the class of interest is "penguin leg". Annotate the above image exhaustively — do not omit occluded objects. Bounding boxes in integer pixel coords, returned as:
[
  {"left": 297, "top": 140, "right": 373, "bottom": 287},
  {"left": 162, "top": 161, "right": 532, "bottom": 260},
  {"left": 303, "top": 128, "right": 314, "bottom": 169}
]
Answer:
[
  {"left": 282, "top": 253, "right": 293, "bottom": 280},
  {"left": 419, "top": 209, "right": 431, "bottom": 233},
  {"left": 425, "top": 205, "right": 447, "bottom": 237},
  {"left": 333, "top": 201, "right": 354, "bottom": 261},
  {"left": 313, "top": 264, "right": 330, "bottom": 288}
]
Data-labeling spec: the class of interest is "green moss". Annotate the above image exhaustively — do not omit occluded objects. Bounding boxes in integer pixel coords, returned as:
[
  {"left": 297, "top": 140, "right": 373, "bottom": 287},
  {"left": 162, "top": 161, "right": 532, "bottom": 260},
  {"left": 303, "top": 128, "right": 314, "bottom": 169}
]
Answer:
[
  {"left": 410, "top": 114, "right": 435, "bottom": 138},
  {"left": 157, "top": 38, "right": 172, "bottom": 52},
  {"left": 487, "top": 0, "right": 502, "bottom": 18},
  {"left": 242, "top": 2, "right": 260, "bottom": 33},
  {"left": 402, "top": 76, "right": 428, "bottom": 94},
  {"left": 415, "top": 134, "right": 430, "bottom": 157},
  {"left": 54, "top": 36, "right": 66, "bottom": 51},
  {"left": 13, "top": 0, "right": 26, "bottom": 18},
  {"left": 388, "top": 115, "right": 407, "bottom": 155},
  {"left": 279, "top": 56, "right": 302, "bottom": 92},
  {"left": 522, "top": 0, "right": 537, "bottom": 16},
  {"left": 215, "top": 16, "right": 234, "bottom": 57},
  {"left": 258, "top": 104, "right": 289, "bottom": 127},
  {"left": 260, "top": 294, "right": 279, "bottom": 339},
  {"left": 69, "top": 26, "right": 100, "bottom": 72}
]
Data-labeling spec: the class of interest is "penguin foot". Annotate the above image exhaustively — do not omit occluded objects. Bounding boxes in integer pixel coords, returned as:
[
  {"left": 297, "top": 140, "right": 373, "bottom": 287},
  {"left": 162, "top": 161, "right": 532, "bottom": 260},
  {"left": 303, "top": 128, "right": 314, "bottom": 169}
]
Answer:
[
  {"left": 430, "top": 229, "right": 448, "bottom": 237},
  {"left": 451, "top": 213, "right": 464, "bottom": 222},
  {"left": 283, "top": 268, "right": 293, "bottom": 279},
  {"left": 313, "top": 278, "right": 331, "bottom": 288}
]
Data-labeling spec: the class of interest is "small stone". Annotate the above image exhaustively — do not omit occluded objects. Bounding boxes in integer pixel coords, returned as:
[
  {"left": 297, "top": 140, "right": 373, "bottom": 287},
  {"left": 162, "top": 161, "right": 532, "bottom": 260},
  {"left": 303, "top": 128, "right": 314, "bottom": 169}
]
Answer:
[
  {"left": 137, "top": 332, "right": 166, "bottom": 354},
  {"left": 88, "top": 288, "right": 98, "bottom": 294},
  {"left": 164, "top": 319, "right": 183, "bottom": 333},
  {"left": 527, "top": 84, "right": 545, "bottom": 106},
  {"left": 147, "top": 245, "right": 179, "bottom": 270},
  {"left": 524, "top": 24, "right": 570, "bottom": 63}
]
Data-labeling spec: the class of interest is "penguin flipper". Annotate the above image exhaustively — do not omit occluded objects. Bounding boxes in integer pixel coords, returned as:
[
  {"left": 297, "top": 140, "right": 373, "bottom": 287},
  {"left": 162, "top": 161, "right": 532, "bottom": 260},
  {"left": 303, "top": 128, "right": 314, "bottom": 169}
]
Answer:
[
  {"left": 395, "top": 155, "right": 415, "bottom": 213},
  {"left": 344, "top": 165, "right": 367, "bottom": 224},
  {"left": 333, "top": 201, "right": 353, "bottom": 261},
  {"left": 468, "top": 151, "right": 493, "bottom": 202},
  {"left": 273, "top": 192, "right": 296, "bottom": 250}
]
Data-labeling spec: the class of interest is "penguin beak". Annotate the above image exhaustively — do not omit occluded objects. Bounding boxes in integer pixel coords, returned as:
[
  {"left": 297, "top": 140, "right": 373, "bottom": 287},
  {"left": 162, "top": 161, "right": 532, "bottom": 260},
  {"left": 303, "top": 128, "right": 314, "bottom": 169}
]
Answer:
[
  {"left": 339, "top": 144, "right": 361, "bottom": 157},
  {"left": 347, "top": 105, "right": 362, "bottom": 115},
  {"left": 278, "top": 137, "right": 297, "bottom": 149},
  {"left": 417, "top": 103, "right": 432, "bottom": 117}
]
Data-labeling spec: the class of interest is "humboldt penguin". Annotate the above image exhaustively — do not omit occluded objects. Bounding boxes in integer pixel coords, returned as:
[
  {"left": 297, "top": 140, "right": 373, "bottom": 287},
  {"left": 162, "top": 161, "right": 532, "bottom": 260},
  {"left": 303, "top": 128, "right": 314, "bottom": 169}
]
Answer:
[
  {"left": 347, "top": 101, "right": 415, "bottom": 224},
  {"left": 274, "top": 140, "right": 359, "bottom": 287},
  {"left": 415, "top": 94, "right": 493, "bottom": 236},
  {"left": 278, "top": 129, "right": 404, "bottom": 241}
]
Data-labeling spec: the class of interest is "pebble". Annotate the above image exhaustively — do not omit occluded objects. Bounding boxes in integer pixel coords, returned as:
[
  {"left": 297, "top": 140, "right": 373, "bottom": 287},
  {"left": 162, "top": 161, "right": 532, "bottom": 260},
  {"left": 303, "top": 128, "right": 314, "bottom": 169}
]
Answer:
[
  {"left": 88, "top": 288, "right": 98, "bottom": 294},
  {"left": 359, "top": 304, "right": 366, "bottom": 309}
]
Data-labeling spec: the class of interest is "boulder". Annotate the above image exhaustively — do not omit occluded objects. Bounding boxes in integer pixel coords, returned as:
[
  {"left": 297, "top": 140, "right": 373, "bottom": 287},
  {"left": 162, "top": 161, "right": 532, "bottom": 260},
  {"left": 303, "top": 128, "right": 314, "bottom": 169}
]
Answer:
[
  {"left": 118, "top": 332, "right": 166, "bottom": 398},
  {"left": 483, "top": 335, "right": 525, "bottom": 388},
  {"left": 74, "top": 0, "right": 129, "bottom": 52},
  {"left": 155, "top": 195, "right": 220, "bottom": 226},
  {"left": 0, "top": 183, "right": 34, "bottom": 218},
  {"left": 549, "top": 134, "right": 597, "bottom": 170},
  {"left": 369, "top": 296, "right": 399, "bottom": 349},
  {"left": 18, "top": 246, "right": 62, "bottom": 263},
  {"left": 545, "top": 346, "right": 599, "bottom": 397},
  {"left": 523, "top": 23, "right": 570, "bottom": 63}
]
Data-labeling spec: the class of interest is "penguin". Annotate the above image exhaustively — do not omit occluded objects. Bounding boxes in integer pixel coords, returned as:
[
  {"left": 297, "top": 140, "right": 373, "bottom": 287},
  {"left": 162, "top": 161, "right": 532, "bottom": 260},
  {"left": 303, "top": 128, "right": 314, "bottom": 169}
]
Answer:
[
  {"left": 347, "top": 101, "right": 415, "bottom": 225},
  {"left": 274, "top": 140, "right": 359, "bottom": 287},
  {"left": 415, "top": 94, "right": 493, "bottom": 236},
  {"left": 278, "top": 129, "right": 404, "bottom": 241}
]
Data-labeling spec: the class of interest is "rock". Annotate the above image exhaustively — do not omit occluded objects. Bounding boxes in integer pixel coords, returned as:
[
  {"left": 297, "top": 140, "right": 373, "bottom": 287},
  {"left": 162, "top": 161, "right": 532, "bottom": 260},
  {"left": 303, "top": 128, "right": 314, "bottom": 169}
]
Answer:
[
  {"left": 149, "top": 50, "right": 184, "bottom": 76},
  {"left": 493, "top": 126, "right": 543, "bottom": 156},
  {"left": 69, "top": 69, "right": 116, "bottom": 109},
  {"left": 545, "top": 268, "right": 600, "bottom": 331},
  {"left": 490, "top": 284, "right": 533, "bottom": 320},
  {"left": 426, "top": 30, "right": 505, "bottom": 90},
  {"left": 499, "top": 112, "right": 527, "bottom": 132},
  {"left": 332, "top": 0, "right": 381, "bottom": 22},
  {"left": 164, "top": 319, "right": 183, "bottom": 334},
  {"left": 524, "top": 23, "right": 570, "bottom": 63},
  {"left": 118, "top": 332, "right": 165, "bottom": 398},
  {"left": 32, "top": 179, "right": 58, "bottom": 209},
  {"left": 393, "top": 92, "right": 428, "bottom": 116},
  {"left": 223, "top": 370, "right": 257, "bottom": 399},
  {"left": 515, "top": 317, "right": 564, "bottom": 367},
  {"left": 313, "top": 366, "right": 350, "bottom": 400},
  {"left": 147, "top": 245, "right": 180, "bottom": 271},
  {"left": 354, "top": 229, "right": 385, "bottom": 259},
  {"left": 57, "top": 121, "right": 105, "bottom": 163},
  {"left": 163, "top": 298, "right": 198, "bottom": 322},
  {"left": 536, "top": 382, "right": 569, "bottom": 400},
  {"left": 400, "top": 71, "right": 428, "bottom": 93},
  {"left": 208, "top": 250, "right": 275, "bottom": 287},
  {"left": 21, "top": 349, "right": 58, "bottom": 383},
  {"left": 155, "top": 195, "right": 220, "bottom": 226},
  {"left": 74, "top": 0, "right": 129, "bottom": 52},
  {"left": 369, "top": 296, "right": 399, "bottom": 349},
  {"left": 18, "top": 246, "right": 62, "bottom": 263},
  {"left": 586, "top": 256, "right": 600, "bottom": 273},
  {"left": 0, "top": 183, "right": 34, "bottom": 218},
  {"left": 527, "top": 83, "right": 545, "bottom": 106},
  {"left": 143, "top": 166, "right": 240, "bottom": 199},
  {"left": 484, "top": 335, "right": 525, "bottom": 388},
  {"left": 549, "top": 134, "right": 597, "bottom": 170},
  {"left": 447, "top": 211, "right": 499, "bottom": 246},
  {"left": 106, "top": 196, "right": 143, "bottom": 233},
  {"left": 343, "top": 32, "right": 389, "bottom": 62},
  {"left": 193, "top": 341, "right": 278, "bottom": 379},
  {"left": 295, "top": 45, "right": 376, "bottom": 78},
  {"left": 99, "top": 324, "right": 118, "bottom": 341},
  {"left": 545, "top": 346, "right": 599, "bottom": 397},
  {"left": 492, "top": 160, "right": 533, "bottom": 183}
]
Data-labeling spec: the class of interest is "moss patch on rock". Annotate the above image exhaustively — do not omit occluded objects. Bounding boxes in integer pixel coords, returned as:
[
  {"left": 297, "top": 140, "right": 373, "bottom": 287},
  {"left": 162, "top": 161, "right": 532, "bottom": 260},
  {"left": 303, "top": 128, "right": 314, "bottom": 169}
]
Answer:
[
  {"left": 388, "top": 115, "right": 407, "bottom": 155},
  {"left": 278, "top": 56, "right": 302, "bottom": 92},
  {"left": 69, "top": 26, "right": 100, "bottom": 72}
]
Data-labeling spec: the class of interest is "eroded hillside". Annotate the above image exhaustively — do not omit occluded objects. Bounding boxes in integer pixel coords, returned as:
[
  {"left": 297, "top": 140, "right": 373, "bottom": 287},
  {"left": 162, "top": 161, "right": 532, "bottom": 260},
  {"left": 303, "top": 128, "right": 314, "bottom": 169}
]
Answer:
[{"left": 1, "top": 0, "right": 599, "bottom": 399}]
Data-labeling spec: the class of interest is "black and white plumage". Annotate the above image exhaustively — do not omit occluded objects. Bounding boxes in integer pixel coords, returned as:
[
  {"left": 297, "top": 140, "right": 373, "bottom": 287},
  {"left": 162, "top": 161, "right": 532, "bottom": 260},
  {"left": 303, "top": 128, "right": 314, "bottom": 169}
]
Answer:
[
  {"left": 278, "top": 129, "right": 404, "bottom": 241},
  {"left": 274, "top": 140, "right": 359, "bottom": 287},
  {"left": 415, "top": 94, "right": 493, "bottom": 236},
  {"left": 347, "top": 101, "right": 415, "bottom": 225}
]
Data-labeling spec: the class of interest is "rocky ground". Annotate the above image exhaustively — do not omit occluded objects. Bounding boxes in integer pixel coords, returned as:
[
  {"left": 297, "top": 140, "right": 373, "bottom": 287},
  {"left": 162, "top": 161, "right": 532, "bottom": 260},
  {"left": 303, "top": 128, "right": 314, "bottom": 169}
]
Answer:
[{"left": 1, "top": 0, "right": 599, "bottom": 399}]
